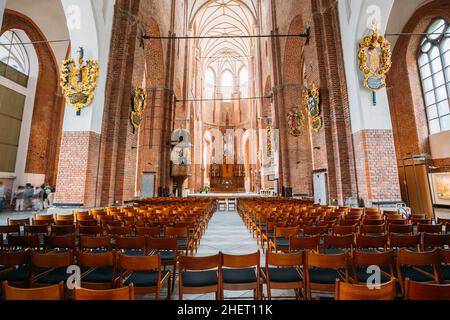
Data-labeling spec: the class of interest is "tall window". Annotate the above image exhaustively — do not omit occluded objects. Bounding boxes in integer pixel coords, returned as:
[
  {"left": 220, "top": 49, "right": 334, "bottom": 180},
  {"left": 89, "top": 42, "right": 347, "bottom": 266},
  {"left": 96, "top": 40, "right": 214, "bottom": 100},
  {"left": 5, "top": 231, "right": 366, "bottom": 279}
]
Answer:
[
  {"left": 205, "top": 68, "right": 215, "bottom": 99},
  {"left": 221, "top": 70, "right": 234, "bottom": 100},
  {"left": 418, "top": 18, "right": 450, "bottom": 134},
  {"left": 0, "top": 30, "right": 30, "bottom": 87},
  {"left": 239, "top": 67, "right": 248, "bottom": 98}
]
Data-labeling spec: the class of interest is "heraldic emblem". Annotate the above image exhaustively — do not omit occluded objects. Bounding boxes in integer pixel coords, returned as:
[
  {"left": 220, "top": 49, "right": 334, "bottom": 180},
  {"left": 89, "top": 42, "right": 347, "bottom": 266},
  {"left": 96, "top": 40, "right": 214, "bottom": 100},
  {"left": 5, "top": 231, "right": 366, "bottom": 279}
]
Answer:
[
  {"left": 130, "top": 85, "right": 148, "bottom": 132},
  {"left": 358, "top": 22, "right": 392, "bottom": 105},
  {"left": 60, "top": 47, "right": 99, "bottom": 115},
  {"left": 287, "top": 107, "right": 305, "bottom": 137},
  {"left": 303, "top": 83, "right": 322, "bottom": 132}
]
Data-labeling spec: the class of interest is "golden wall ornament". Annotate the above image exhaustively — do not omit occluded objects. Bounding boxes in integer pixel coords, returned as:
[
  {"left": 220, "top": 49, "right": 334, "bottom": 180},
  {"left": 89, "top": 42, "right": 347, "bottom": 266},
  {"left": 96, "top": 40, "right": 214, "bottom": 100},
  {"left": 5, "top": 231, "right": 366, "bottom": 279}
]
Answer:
[
  {"left": 287, "top": 107, "right": 305, "bottom": 137},
  {"left": 60, "top": 47, "right": 99, "bottom": 115},
  {"left": 358, "top": 22, "right": 392, "bottom": 106},
  {"left": 130, "top": 84, "right": 148, "bottom": 132},
  {"left": 302, "top": 83, "right": 322, "bottom": 132}
]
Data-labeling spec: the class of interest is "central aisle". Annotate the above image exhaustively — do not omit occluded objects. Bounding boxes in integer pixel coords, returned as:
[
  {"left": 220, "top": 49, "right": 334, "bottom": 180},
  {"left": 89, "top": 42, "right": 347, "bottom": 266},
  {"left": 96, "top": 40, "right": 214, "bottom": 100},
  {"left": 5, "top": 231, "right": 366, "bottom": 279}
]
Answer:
[{"left": 195, "top": 209, "right": 260, "bottom": 257}]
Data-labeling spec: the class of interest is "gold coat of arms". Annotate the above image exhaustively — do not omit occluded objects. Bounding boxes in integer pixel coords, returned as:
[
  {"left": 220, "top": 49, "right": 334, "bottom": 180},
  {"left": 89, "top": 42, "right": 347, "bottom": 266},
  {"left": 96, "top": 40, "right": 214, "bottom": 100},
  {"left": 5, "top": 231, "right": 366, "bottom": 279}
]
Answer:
[
  {"left": 302, "top": 83, "right": 322, "bottom": 132},
  {"left": 358, "top": 23, "right": 392, "bottom": 105},
  {"left": 130, "top": 85, "right": 148, "bottom": 132},
  {"left": 60, "top": 47, "right": 99, "bottom": 115}
]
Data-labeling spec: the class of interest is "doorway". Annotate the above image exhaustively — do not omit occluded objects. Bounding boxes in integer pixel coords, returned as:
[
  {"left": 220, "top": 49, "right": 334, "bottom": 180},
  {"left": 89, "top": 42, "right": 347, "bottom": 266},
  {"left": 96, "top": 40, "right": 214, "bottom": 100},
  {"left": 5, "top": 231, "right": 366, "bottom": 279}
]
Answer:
[{"left": 313, "top": 170, "right": 328, "bottom": 205}]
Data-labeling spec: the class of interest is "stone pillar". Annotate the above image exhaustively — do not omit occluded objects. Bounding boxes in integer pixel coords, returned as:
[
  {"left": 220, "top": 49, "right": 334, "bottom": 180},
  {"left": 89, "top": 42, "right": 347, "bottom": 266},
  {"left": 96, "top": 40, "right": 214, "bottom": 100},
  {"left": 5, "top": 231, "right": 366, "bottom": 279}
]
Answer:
[
  {"left": 338, "top": 0, "right": 401, "bottom": 206},
  {"left": 54, "top": 0, "right": 114, "bottom": 207}
]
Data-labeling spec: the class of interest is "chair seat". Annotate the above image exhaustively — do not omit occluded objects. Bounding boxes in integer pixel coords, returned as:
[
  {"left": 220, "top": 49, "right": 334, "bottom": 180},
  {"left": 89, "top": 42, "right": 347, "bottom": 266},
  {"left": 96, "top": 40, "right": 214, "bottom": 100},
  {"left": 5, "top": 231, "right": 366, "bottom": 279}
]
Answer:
[
  {"left": 178, "top": 239, "right": 188, "bottom": 248},
  {"left": 159, "top": 251, "right": 176, "bottom": 261},
  {"left": 0, "top": 265, "right": 30, "bottom": 282},
  {"left": 350, "top": 267, "right": 392, "bottom": 283},
  {"left": 268, "top": 267, "right": 302, "bottom": 283},
  {"left": 441, "top": 265, "right": 450, "bottom": 281},
  {"left": 399, "top": 266, "right": 436, "bottom": 282},
  {"left": 81, "top": 267, "right": 114, "bottom": 283},
  {"left": 121, "top": 249, "right": 145, "bottom": 256},
  {"left": 124, "top": 270, "right": 169, "bottom": 287},
  {"left": 182, "top": 270, "right": 217, "bottom": 287},
  {"left": 275, "top": 239, "right": 289, "bottom": 247},
  {"left": 35, "top": 267, "right": 69, "bottom": 285},
  {"left": 321, "top": 248, "right": 346, "bottom": 254},
  {"left": 223, "top": 268, "right": 257, "bottom": 284},
  {"left": 309, "top": 268, "right": 345, "bottom": 284}
]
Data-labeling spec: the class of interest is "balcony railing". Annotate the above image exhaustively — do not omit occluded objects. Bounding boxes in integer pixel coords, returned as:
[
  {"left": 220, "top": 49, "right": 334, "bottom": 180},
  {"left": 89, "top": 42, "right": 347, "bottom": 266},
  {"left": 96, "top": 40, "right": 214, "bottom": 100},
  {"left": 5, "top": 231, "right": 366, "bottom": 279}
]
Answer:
[{"left": 171, "top": 164, "right": 192, "bottom": 177}]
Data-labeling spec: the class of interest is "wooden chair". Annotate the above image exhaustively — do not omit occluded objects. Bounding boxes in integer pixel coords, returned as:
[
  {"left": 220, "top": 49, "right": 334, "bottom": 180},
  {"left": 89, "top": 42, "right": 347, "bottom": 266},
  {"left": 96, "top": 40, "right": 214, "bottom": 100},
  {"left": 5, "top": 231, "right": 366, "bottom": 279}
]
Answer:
[
  {"left": 305, "top": 251, "right": 349, "bottom": 299},
  {"left": 396, "top": 248, "right": 442, "bottom": 294},
  {"left": 119, "top": 253, "right": 171, "bottom": 300},
  {"left": 404, "top": 278, "right": 450, "bottom": 300},
  {"left": 389, "top": 234, "right": 421, "bottom": 252},
  {"left": 332, "top": 224, "right": 356, "bottom": 236},
  {"left": 388, "top": 223, "right": 413, "bottom": 235},
  {"left": 322, "top": 235, "right": 354, "bottom": 254},
  {"left": 31, "top": 251, "right": 74, "bottom": 287},
  {"left": 43, "top": 235, "right": 76, "bottom": 253},
  {"left": 8, "top": 234, "right": 41, "bottom": 252},
  {"left": 164, "top": 226, "right": 191, "bottom": 255},
  {"left": 73, "top": 284, "right": 135, "bottom": 300},
  {"left": 356, "top": 234, "right": 388, "bottom": 251},
  {"left": 360, "top": 224, "right": 386, "bottom": 235},
  {"left": 269, "top": 226, "right": 300, "bottom": 252},
  {"left": 262, "top": 251, "right": 304, "bottom": 300},
  {"left": 51, "top": 225, "right": 76, "bottom": 236},
  {"left": 107, "top": 226, "right": 132, "bottom": 237},
  {"left": 79, "top": 225, "right": 103, "bottom": 236},
  {"left": 289, "top": 235, "right": 320, "bottom": 253},
  {"left": 77, "top": 250, "right": 117, "bottom": 289},
  {"left": 178, "top": 254, "right": 221, "bottom": 300},
  {"left": 115, "top": 236, "right": 146, "bottom": 256},
  {"left": 441, "top": 249, "right": 450, "bottom": 283},
  {"left": 0, "top": 251, "right": 31, "bottom": 287},
  {"left": 79, "top": 235, "right": 111, "bottom": 252},
  {"left": 136, "top": 226, "right": 161, "bottom": 237},
  {"left": 423, "top": 234, "right": 450, "bottom": 251},
  {"left": 2, "top": 280, "right": 65, "bottom": 300},
  {"left": 351, "top": 250, "right": 395, "bottom": 284},
  {"left": 146, "top": 237, "right": 179, "bottom": 292},
  {"left": 335, "top": 278, "right": 397, "bottom": 300},
  {"left": 7, "top": 218, "right": 30, "bottom": 227},
  {"left": 417, "top": 223, "right": 443, "bottom": 234},
  {"left": 303, "top": 225, "right": 328, "bottom": 236},
  {"left": 221, "top": 251, "right": 261, "bottom": 300},
  {"left": 77, "top": 220, "right": 98, "bottom": 227}
]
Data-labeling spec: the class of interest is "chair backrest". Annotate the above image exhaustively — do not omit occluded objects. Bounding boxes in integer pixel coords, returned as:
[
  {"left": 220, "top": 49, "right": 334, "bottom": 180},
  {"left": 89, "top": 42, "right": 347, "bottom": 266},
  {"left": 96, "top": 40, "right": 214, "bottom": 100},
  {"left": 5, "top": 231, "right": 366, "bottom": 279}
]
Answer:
[
  {"left": 164, "top": 226, "right": 189, "bottom": 238},
  {"left": 323, "top": 235, "right": 354, "bottom": 251},
  {"left": 119, "top": 252, "right": 161, "bottom": 271},
  {"left": 7, "top": 218, "right": 30, "bottom": 226},
  {"left": 0, "top": 225, "right": 21, "bottom": 234},
  {"left": 0, "top": 250, "right": 29, "bottom": 266},
  {"left": 423, "top": 234, "right": 450, "bottom": 250},
  {"left": 356, "top": 234, "right": 388, "bottom": 250},
  {"left": 55, "top": 214, "right": 74, "bottom": 222},
  {"left": 404, "top": 279, "right": 450, "bottom": 300},
  {"left": 73, "top": 284, "right": 134, "bottom": 300},
  {"left": 78, "top": 220, "right": 98, "bottom": 227},
  {"left": 79, "top": 225, "right": 103, "bottom": 236},
  {"left": 274, "top": 226, "right": 300, "bottom": 238},
  {"left": 221, "top": 251, "right": 260, "bottom": 269},
  {"left": 289, "top": 235, "right": 320, "bottom": 252},
  {"left": 135, "top": 226, "right": 161, "bottom": 237},
  {"left": 388, "top": 223, "right": 413, "bottom": 234},
  {"left": 107, "top": 226, "right": 132, "bottom": 236},
  {"left": 2, "top": 281, "right": 65, "bottom": 300},
  {"left": 178, "top": 254, "right": 221, "bottom": 271},
  {"left": 79, "top": 235, "right": 112, "bottom": 251},
  {"left": 417, "top": 223, "right": 443, "bottom": 234},
  {"left": 44, "top": 235, "right": 76, "bottom": 252},
  {"left": 115, "top": 236, "right": 146, "bottom": 252},
  {"left": 303, "top": 225, "right": 328, "bottom": 236},
  {"left": 76, "top": 250, "right": 116, "bottom": 268},
  {"left": 306, "top": 251, "right": 349, "bottom": 277},
  {"left": 146, "top": 236, "right": 178, "bottom": 253},
  {"left": 335, "top": 278, "right": 397, "bottom": 300},
  {"left": 360, "top": 224, "right": 385, "bottom": 235},
  {"left": 51, "top": 225, "right": 76, "bottom": 236},
  {"left": 397, "top": 249, "right": 442, "bottom": 283},
  {"left": 352, "top": 250, "right": 395, "bottom": 277},
  {"left": 8, "top": 235, "right": 40, "bottom": 251},
  {"left": 389, "top": 234, "right": 421, "bottom": 250},
  {"left": 266, "top": 251, "right": 303, "bottom": 267},
  {"left": 332, "top": 224, "right": 356, "bottom": 235},
  {"left": 25, "top": 225, "right": 49, "bottom": 235},
  {"left": 31, "top": 251, "right": 73, "bottom": 268}
]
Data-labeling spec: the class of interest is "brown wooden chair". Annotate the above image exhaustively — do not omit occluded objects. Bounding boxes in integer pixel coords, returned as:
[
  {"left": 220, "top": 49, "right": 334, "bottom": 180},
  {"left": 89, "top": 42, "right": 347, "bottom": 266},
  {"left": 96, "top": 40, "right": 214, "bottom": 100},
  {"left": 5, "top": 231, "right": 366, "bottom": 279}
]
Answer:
[
  {"left": 303, "top": 225, "right": 328, "bottom": 236},
  {"left": 404, "top": 278, "right": 450, "bottom": 300},
  {"left": 322, "top": 235, "right": 354, "bottom": 254},
  {"left": 423, "top": 233, "right": 450, "bottom": 251},
  {"left": 305, "top": 251, "right": 349, "bottom": 299},
  {"left": 332, "top": 224, "right": 357, "bottom": 236},
  {"left": 0, "top": 251, "right": 31, "bottom": 287},
  {"left": 221, "top": 251, "right": 261, "bottom": 300},
  {"left": 51, "top": 225, "right": 76, "bottom": 236},
  {"left": 7, "top": 234, "right": 41, "bottom": 252},
  {"left": 351, "top": 250, "right": 396, "bottom": 284},
  {"left": 43, "top": 235, "right": 76, "bottom": 253},
  {"left": 107, "top": 226, "right": 132, "bottom": 237},
  {"left": 73, "top": 284, "right": 135, "bottom": 300},
  {"left": 2, "top": 280, "right": 65, "bottom": 300},
  {"left": 164, "top": 226, "right": 191, "bottom": 255},
  {"left": 119, "top": 252, "right": 171, "bottom": 300},
  {"left": 360, "top": 224, "right": 386, "bottom": 235},
  {"left": 31, "top": 251, "right": 74, "bottom": 287},
  {"left": 396, "top": 248, "right": 442, "bottom": 294},
  {"left": 389, "top": 234, "right": 421, "bottom": 252},
  {"left": 178, "top": 254, "right": 221, "bottom": 300},
  {"left": 7, "top": 218, "right": 30, "bottom": 227},
  {"left": 77, "top": 250, "right": 117, "bottom": 289},
  {"left": 388, "top": 223, "right": 413, "bottom": 235},
  {"left": 417, "top": 223, "right": 443, "bottom": 234},
  {"left": 269, "top": 226, "right": 300, "bottom": 252},
  {"left": 79, "top": 235, "right": 111, "bottom": 252},
  {"left": 136, "top": 226, "right": 161, "bottom": 237},
  {"left": 262, "top": 251, "right": 305, "bottom": 300},
  {"left": 78, "top": 220, "right": 98, "bottom": 227},
  {"left": 146, "top": 237, "right": 179, "bottom": 292},
  {"left": 335, "top": 278, "right": 397, "bottom": 300},
  {"left": 79, "top": 225, "right": 103, "bottom": 236}
]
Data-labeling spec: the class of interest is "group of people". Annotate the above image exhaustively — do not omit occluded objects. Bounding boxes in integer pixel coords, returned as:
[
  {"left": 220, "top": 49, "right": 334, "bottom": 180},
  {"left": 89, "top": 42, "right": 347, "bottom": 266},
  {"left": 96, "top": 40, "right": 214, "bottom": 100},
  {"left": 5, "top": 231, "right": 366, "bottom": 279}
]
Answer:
[{"left": 0, "top": 182, "right": 55, "bottom": 212}]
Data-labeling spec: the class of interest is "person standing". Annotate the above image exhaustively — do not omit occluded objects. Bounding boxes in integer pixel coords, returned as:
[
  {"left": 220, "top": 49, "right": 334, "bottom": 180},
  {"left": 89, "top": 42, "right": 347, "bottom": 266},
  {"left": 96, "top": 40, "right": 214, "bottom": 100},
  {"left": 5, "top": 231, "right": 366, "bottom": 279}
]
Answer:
[
  {"left": 14, "top": 186, "right": 25, "bottom": 211},
  {"left": 0, "top": 182, "right": 5, "bottom": 212},
  {"left": 47, "top": 188, "right": 55, "bottom": 207},
  {"left": 25, "top": 184, "right": 34, "bottom": 210}
]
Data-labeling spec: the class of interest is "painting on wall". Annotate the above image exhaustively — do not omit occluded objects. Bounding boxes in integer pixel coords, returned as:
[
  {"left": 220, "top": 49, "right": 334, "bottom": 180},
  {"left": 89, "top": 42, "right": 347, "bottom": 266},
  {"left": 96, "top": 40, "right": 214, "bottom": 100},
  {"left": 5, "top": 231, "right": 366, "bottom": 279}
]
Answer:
[{"left": 430, "top": 173, "right": 450, "bottom": 206}]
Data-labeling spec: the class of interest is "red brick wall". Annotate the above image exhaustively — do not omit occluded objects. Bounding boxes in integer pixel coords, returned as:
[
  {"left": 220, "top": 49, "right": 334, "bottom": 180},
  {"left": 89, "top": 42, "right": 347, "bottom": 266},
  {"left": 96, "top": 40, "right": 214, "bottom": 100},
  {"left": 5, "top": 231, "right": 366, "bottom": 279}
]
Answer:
[
  {"left": 353, "top": 130, "right": 401, "bottom": 203},
  {"left": 2, "top": 9, "right": 65, "bottom": 186},
  {"left": 54, "top": 131, "right": 100, "bottom": 206}
]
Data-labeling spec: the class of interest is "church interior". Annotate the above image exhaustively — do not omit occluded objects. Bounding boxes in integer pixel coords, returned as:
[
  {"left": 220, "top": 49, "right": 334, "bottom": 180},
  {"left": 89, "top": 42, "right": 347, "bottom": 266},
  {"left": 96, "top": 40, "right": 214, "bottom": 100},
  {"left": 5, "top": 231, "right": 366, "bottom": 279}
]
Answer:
[{"left": 0, "top": 0, "right": 449, "bottom": 301}]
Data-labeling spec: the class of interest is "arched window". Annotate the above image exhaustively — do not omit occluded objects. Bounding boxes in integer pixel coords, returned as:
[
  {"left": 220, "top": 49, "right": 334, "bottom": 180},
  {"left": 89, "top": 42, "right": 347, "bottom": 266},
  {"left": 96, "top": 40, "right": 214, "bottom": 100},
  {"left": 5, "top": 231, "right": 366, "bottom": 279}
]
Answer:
[
  {"left": 418, "top": 18, "right": 450, "bottom": 134},
  {"left": 204, "top": 68, "right": 215, "bottom": 99},
  {"left": 221, "top": 70, "right": 234, "bottom": 100},
  {"left": 239, "top": 67, "right": 248, "bottom": 98},
  {"left": 0, "top": 30, "right": 30, "bottom": 76}
]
